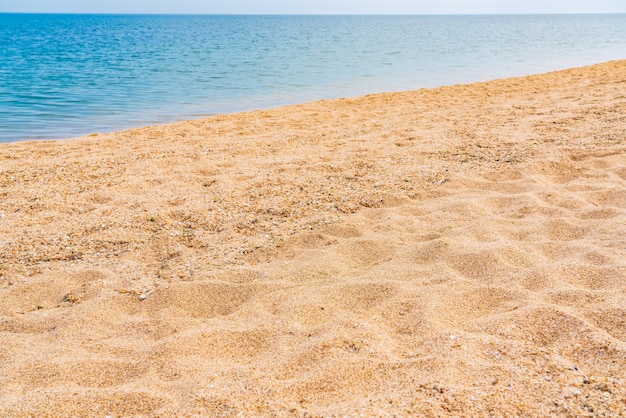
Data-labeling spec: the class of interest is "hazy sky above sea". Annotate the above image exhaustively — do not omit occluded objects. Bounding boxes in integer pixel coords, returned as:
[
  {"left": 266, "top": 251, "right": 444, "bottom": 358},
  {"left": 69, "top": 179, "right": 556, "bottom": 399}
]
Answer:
[{"left": 2, "top": 0, "right": 625, "bottom": 14}]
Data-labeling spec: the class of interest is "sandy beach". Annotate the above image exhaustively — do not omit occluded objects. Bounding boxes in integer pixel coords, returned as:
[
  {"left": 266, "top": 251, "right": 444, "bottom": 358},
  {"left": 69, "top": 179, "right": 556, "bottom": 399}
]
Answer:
[{"left": 1, "top": 60, "right": 625, "bottom": 416}]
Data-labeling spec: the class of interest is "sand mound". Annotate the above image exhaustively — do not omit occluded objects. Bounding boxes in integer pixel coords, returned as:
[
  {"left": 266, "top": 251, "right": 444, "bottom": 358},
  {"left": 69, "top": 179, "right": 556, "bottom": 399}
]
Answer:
[{"left": 1, "top": 60, "right": 626, "bottom": 416}]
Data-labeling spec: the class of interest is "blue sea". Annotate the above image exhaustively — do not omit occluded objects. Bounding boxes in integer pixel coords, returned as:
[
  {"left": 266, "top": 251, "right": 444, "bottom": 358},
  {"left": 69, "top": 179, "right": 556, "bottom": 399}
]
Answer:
[{"left": 1, "top": 14, "right": 625, "bottom": 142}]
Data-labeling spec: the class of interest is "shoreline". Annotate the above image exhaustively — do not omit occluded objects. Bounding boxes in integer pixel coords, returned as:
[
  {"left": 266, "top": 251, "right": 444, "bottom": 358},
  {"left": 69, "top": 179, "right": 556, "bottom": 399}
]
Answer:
[
  {"left": 4, "top": 58, "right": 623, "bottom": 145},
  {"left": 1, "top": 60, "right": 626, "bottom": 416},
  {"left": 7, "top": 60, "right": 626, "bottom": 145}
]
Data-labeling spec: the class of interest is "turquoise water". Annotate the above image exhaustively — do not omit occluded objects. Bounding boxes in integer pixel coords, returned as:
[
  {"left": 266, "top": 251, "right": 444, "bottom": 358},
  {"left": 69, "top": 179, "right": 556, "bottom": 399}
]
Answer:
[{"left": 1, "top": 14, "right": 625, "bottom": 142}]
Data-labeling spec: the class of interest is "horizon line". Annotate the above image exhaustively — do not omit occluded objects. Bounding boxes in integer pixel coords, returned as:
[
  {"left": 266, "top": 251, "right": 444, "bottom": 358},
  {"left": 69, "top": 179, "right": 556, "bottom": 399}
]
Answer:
[{"left": 1, "top": 11, "right": 625, "bottom": 16}]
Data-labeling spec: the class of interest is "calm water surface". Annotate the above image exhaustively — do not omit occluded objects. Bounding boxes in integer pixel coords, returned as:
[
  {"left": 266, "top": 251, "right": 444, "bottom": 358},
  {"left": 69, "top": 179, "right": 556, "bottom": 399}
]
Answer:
[{"left": 0, "top": 14, "right": 625, "bottom": 142}]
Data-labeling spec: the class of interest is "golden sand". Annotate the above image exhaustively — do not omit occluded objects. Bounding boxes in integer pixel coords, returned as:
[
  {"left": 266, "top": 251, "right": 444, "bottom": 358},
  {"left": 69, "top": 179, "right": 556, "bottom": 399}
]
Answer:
[{"left": 1, "top": 60, "right": 625, "bottom": 416}]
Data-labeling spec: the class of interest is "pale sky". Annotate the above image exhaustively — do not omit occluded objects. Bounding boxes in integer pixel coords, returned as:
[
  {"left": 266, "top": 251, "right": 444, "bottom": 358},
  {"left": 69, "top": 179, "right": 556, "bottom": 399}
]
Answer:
[{"left": 2, "top": 0, "right": 625, "bottom": 14}]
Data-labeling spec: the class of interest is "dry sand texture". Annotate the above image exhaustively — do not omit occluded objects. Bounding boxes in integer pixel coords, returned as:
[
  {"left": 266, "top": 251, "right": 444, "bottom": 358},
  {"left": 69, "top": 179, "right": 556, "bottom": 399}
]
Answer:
[{"left": 1, "top": 60, "right": 626, "bottom": 416}]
